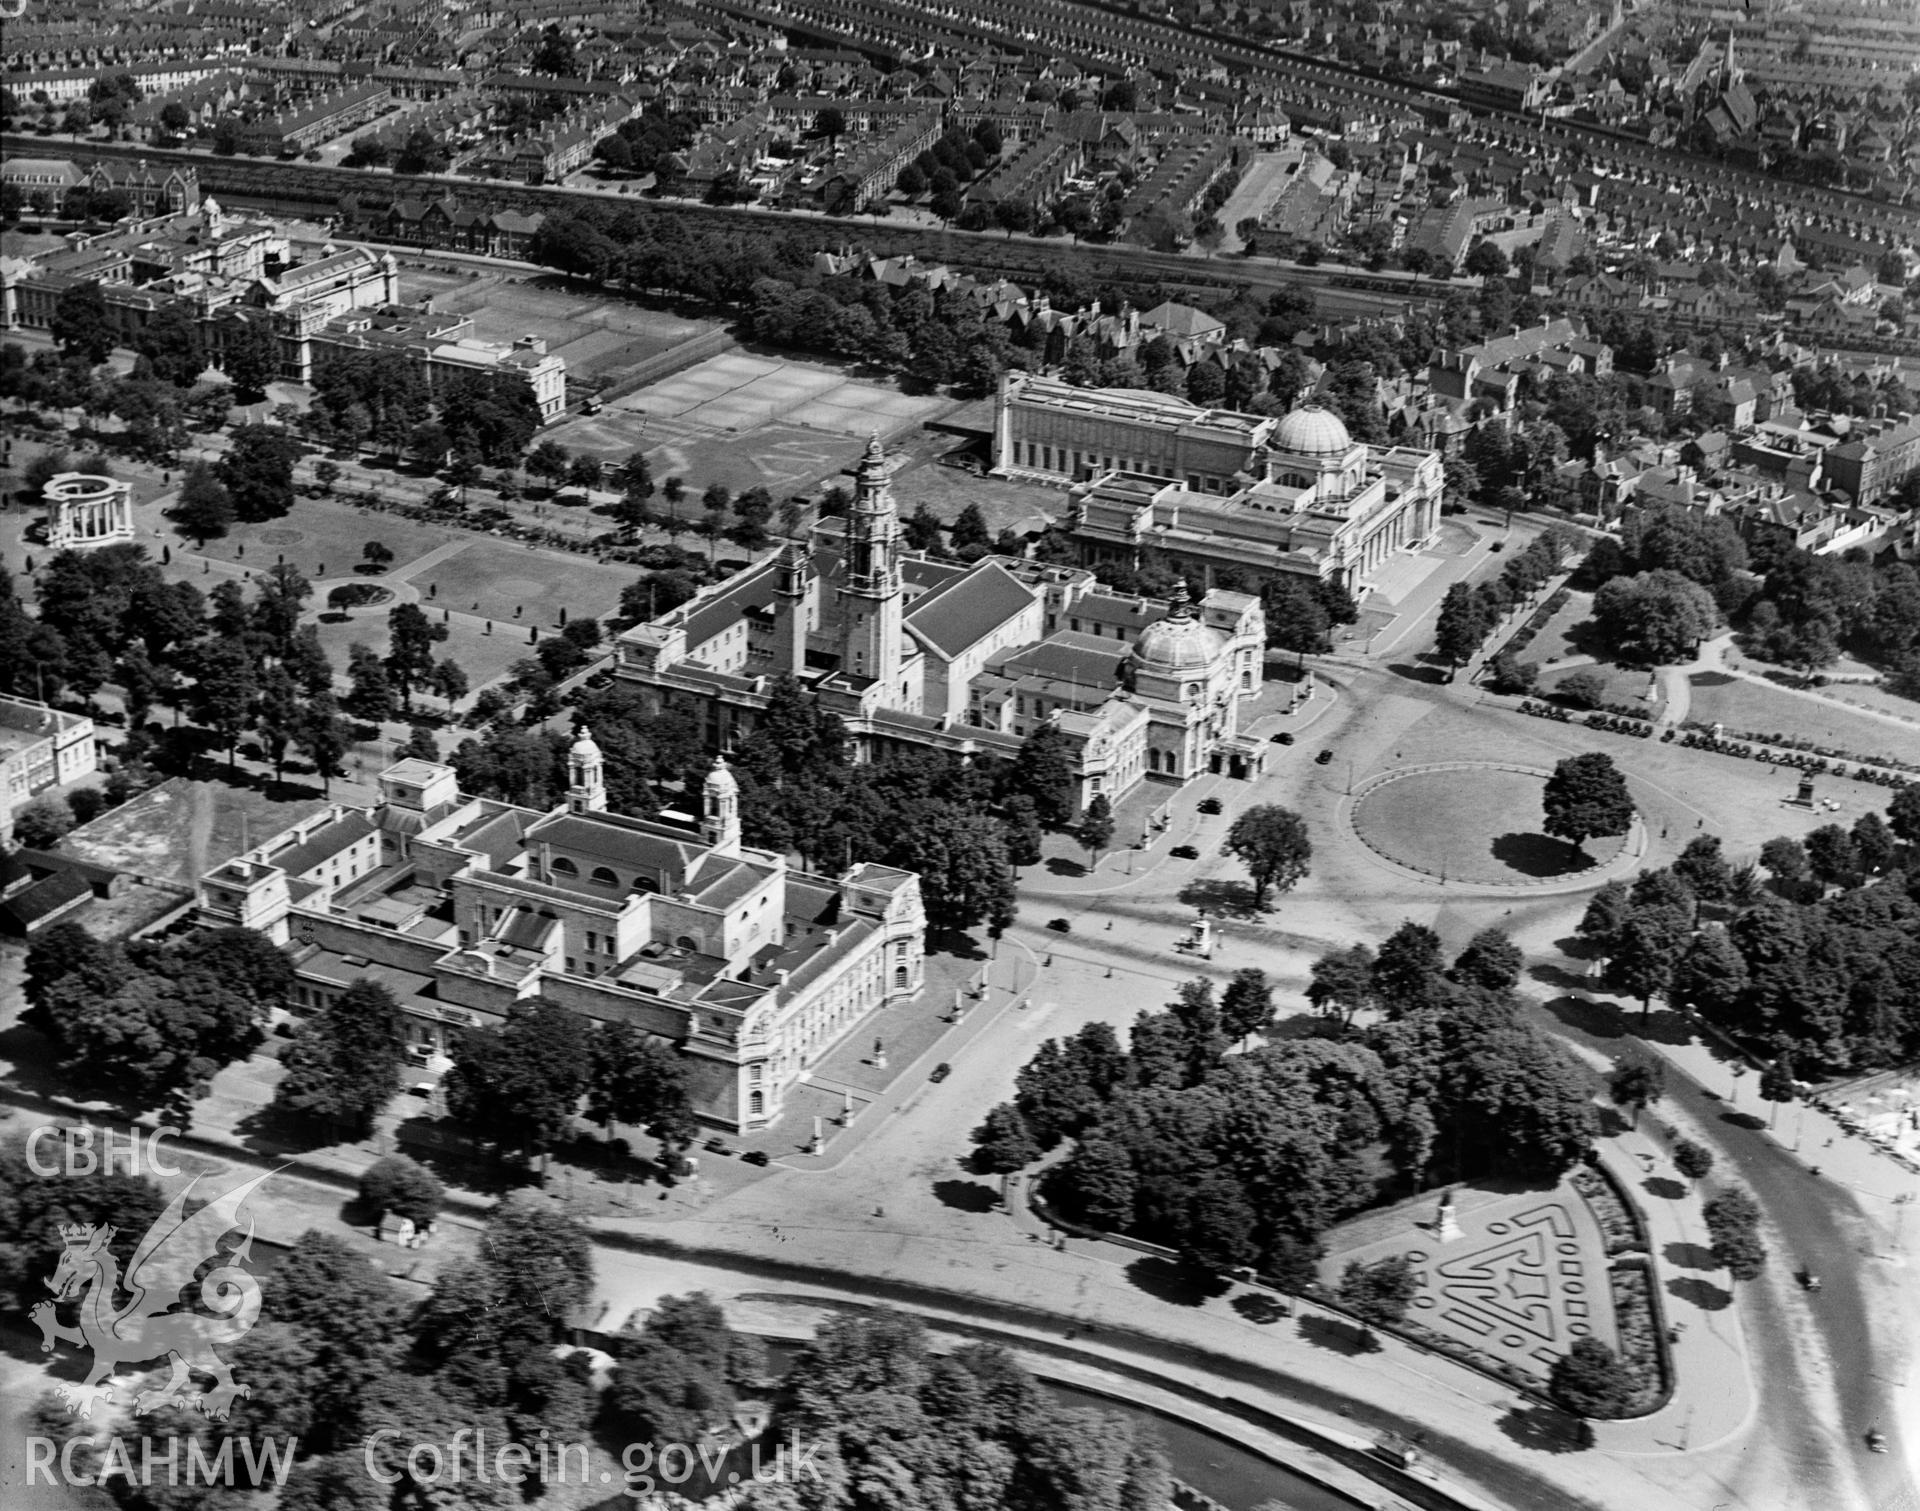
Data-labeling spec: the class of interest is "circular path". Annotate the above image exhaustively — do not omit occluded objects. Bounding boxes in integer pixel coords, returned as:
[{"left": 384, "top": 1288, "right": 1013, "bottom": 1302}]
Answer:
[{"left": 1350, "top": 762, "right": 1634, "bottom": 888}]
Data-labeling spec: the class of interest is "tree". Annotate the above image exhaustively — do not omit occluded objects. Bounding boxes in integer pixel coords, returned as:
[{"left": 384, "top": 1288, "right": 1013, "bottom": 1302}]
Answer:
[
  {"left": 1607, "top": 1056, "right": 1665, "bottom": 1129},
  {"left": 1434, "top": 582, "right": 1492, "bottom": 667},
  {"left": 1487, "top": 653, "right": 1538, "bottom": 695},
  {"left": 1759, "top": 836, "right": 1809, "bottom": 885},
  {"left": 13, "top": 794, "right": 73, "bottom": 849},
  {"left": 430, "top": 658, "right": 469, "bottom": 713},
  {"left": 1672, "top": 1139, "right": 1714, "bottom": 1182},
  {"left": 445, "top": 997, "right": 591, "bottom": 1167},
  {"left": 1548, "top": 1337, "right": 1640, "bottom": 1420},
  {"left": 1012, "top": 723, "right": 1077, "bottom": 828},
  {"left": 295, "top": 694, "right": 352, "bottom": 796},
  {"left": 187, "top": 639, "right": 256, "bottom": 770},
  {"left": 254, "top": 666, "right": 302, "bottom": 783},
  {"left": 1852, "top": 811, "right": 1898, "bottom": 875},
  {"left": 1672, "top": 834, "right": 1732, "bottom": 904},
  {"left": 358, "top": 1154, "right": 443, "bottom": 1227},
  {"left": 1338, "top": 1255, "right": 1417, "bottom": 1327},
  {"left": 1306, "top": 944, "right": 1376, "bottom": 1025},
  {"left": 1702, "top": 1187, "right": 1767, "bottom": 1281},
  {"left": 1050, "top": 1135, "right": 1137, "bottom": 1231},
  {"left": 1604, "top": 902, "right": 1690, "bottom": 1021},
  {"left": 221, "top": 317, "right": 280, "bottom": 405},
  {"left": 586, "top": 1021, "right": 697, "bottom": 1158},
  {"left": 1451, "top": 928, "right": 1523, "bottom": 992},
  {"left": 274, "top": 979, "right": 406, "bottom": 1135},
  {"left": 134, "top": 302, "right": 207, "bottom": 387},
  {"left": 1464, "top": 240, "right": 1510, "bottom": 279},
  {"left": 400, "top": 724, "right": 439, "bottom": 762},
  {"left": 895, "top": 805, "right": 1017, "bottom": 935},
  {"left": 526, "top": 439, "right": 570, "bottom": 490},
  {"left": 1558, "top": 668, "right": 1608, "bottom": 709},
  {"left": 1803, "top": 824, "right": 1860, "bottom": 889},
  {"left": 1887, "top": 786, "right": 1920, "bottom": 847},
  {"left": 949, "top": 502, "right": 992, "bottom": 556},
  {"left": 1075, "top": 794, "right": 1114, "bottom": 866},
  {"left": 1222, "top": 805, "right": 1311, "bottom": 909},
  {"left": 1219, "top": 968, "right": 1275, "bottom": 1044},
  {"left": 219, "top": 424, "right": 301, "bottom": 521},
  {"left": 971, "top": 1103, "right": 1040, "bottom": 1173},
  {"left": 1758, "top": 1055, "right": 1797, "bottom": 1126},
  {"left": 50, "top": 282, "right": 114, "bottom": 364},
  {"left": 813, "top": 106, "right": 846, "bottom": 158},
  {"left": 1543, "top": 753, "right": 1634, "bottom": 853},
  {"left": 385, "top": 602, "right": 449, "bottom": 712},
  {"left": 1592, "top": 570, "right": 1718, "bottom": 665}
]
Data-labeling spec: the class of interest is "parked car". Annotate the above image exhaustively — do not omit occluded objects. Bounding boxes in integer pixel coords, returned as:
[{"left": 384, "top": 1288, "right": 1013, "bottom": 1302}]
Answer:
[
  {"left": 1269, "top": 731, "right": 1294, "bottom": 745},
  {"left": 704, "top": 1136, "right": 731, "bottom": 1155},
  {"left": 1197, "top": 797, "right": 1223, "bottom": 814},
  {"left": 742, "top": 1150, "right": 770, "bottom": 1166},
  {"left": 1170, "top": 844, "right": 1199, "bottom": 859},
  {"left": 1315, "top": 749, "right": 1334, "bottom": 765},
  {"left": 930, "top": 1063, "right": 952, "bottom": 1083},
  {"left": 1046, "top": 917, "right": 1072, "bottom": 933}
]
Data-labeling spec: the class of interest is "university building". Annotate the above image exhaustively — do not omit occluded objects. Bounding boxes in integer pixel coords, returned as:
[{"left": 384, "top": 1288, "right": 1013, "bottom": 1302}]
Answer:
[
  {"left": 196, "top": 745, "right": 925, "bottom": 1133},
  {"left": 993, "top": 374, "right": 1444, "bottom": 597},
  {"left": 613, "top": 437, "right": 1272, "bottom": 807}
]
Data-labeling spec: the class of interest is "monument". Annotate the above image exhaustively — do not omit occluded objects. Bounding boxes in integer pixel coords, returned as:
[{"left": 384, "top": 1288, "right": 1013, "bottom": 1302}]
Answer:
[
  {"left": 1435, "top": 1187, "right": 1462, "bottom": 1243},
  {"left": 44, "top": 473, "right": 134, "bottom": 551}
]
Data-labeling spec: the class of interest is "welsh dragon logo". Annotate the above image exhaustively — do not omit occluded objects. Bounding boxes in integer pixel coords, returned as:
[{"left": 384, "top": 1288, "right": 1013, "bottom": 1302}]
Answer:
[{"left": 32, "top": 1171, "right": 273, "bottom": 1421}]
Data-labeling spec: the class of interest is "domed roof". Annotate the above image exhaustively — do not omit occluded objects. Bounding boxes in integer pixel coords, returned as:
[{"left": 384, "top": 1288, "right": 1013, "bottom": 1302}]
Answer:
[
  {"left": 703, "top": 753, "right": 739, "bottom": 797},
  {"left": 1271, "top": 403, "right": 1352, "bottom": 457},
  {"left": 570, "top": 726, "right": 601, "bottom": 759},
  {"left": 1132, "top": 586, "right": 1224, "bottom": 675}
]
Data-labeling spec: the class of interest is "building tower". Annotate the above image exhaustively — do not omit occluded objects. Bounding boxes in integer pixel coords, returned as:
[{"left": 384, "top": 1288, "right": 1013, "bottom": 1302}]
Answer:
[
  {"left": 702, "top": 754, "right": 740, "bottom": 855},
  {"left": 770, "top": 538, "right": 815, "bottom": 677},
  {"left": 567, "top": 726, "right": 605, "bottom": 814},
  {"left": 840, "top": 433, "right": 904, "bottom": 687}
]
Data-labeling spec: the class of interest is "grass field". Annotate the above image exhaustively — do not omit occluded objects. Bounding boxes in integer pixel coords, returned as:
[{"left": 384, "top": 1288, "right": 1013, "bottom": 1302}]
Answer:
[
  {"left": 1538, "top": 661, "right": 1663, "bottom": 715},
  {"left": 1352, "top": 765, "right": 1629, "bottom": 883},
  {"left": 1687, "top": 672, "right": 1918, "bottom": 759},
  {"left": 310, "top": 600, "right": 530, "bottom": 695},
  {"left": 182, "top": 499, "right": 455, "bottom": 583},
  {"left": 411, "top": 537, "right": 633, "bottom": 627}
]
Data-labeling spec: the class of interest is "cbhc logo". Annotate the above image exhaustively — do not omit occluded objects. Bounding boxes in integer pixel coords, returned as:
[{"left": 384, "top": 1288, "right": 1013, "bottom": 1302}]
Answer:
[{"left": 26, "top": 1126, "right": 183, "bottom": 1179}]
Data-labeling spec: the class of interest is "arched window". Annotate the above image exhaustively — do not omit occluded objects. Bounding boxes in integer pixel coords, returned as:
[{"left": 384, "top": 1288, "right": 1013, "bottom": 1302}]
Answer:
[
  {"left": 894, "top": 966, "right": 910, "bottom": 990},
  {"left": 749, "top": 1091, "right": 764, "bottom": 1117},
  {"left": 631, "top": 878, "right": 656, "bottom": 895},
  {"left": 591, "top": 866, "right": 618, "bottom": 886},
  {"left": 550, "top": 857, "right": 578, "bottom": 877},
  {"left": 675, "top": 934, "right": 699, "bottom": 951}
]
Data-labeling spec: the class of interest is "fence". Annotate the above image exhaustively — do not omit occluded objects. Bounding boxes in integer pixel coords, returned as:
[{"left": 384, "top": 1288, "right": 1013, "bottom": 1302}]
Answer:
[{"left": 594, "top": 327, "right": 738, "bottom": 402}]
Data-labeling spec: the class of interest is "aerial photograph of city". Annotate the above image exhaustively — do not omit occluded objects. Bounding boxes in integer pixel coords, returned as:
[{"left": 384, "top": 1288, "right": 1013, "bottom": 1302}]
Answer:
[{"left": 3, "top": 0, "right": 1920, "bottom": 1508}]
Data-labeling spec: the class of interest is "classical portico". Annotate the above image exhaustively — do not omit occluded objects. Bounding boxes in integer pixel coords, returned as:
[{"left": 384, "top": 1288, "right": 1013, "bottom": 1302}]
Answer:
[{"left": 44, "top": 473, "right": 135, "bottom": 551}]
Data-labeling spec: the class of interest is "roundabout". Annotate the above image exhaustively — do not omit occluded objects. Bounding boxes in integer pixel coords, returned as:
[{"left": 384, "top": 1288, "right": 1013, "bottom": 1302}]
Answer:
[{"left": 1348, "top": 761, "right": 1638, "bottom": 889}]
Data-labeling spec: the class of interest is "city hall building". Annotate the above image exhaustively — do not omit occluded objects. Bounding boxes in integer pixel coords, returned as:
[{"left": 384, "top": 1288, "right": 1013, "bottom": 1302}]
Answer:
[
  {"left": 612, "top": 436, "right": 1272, "bottom": 807},
  {"left": 196, "top": 746, "right": 926, "bottom": 1133},
  {"left": 993, "top": 373, "right": 1444, "bottom": 596}
]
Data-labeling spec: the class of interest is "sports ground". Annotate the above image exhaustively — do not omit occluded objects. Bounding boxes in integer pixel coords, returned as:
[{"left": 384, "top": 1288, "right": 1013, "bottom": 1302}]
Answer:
[{"left": 548, "top": 350, "right": 955, "bottom": 500}]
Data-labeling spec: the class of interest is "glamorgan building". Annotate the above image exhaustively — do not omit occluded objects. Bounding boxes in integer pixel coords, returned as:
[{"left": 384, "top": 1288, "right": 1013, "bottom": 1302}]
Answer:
[
  {"left": 196, "top": 745, "right": 925, "bottom": 1132},
  {"left": 994, "top": 373, "right": 1444, "bottom": 596},
  {"left": 613, "top": 436, "right": 1274, "bottom": 806}
]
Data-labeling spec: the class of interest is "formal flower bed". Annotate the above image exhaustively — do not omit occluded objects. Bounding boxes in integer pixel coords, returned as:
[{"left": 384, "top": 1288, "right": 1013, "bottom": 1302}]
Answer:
[
  {"left": 1607, "top": 1262, "right": 1668, "bottom": 1416},
  {"left": 1570, "top": 1166, "right": 1646, "bottom": 1257}
]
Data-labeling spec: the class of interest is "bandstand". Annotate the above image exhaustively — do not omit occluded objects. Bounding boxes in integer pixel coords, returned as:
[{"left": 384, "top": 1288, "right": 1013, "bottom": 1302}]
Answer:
[{"left": 44, "top": 473, "right": 134, "bottom": 550}]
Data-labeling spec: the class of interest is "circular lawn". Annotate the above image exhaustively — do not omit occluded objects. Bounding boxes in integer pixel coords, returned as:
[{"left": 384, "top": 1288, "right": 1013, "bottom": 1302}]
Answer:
[{"left": 1352, "top": 766, "right": 1629, "bottom": 884}]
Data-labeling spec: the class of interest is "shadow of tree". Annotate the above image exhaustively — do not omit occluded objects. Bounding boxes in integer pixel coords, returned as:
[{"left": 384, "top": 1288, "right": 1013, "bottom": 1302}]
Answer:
[
  {"left": 1495, "top": 1403, "right": 1590, "bottom": 1455},
  {"left": 1535, "top": 994, "right": 1627, "bottom": 1042},
  {"left": 1124, "top": 1256, "right": 1228, "bottom": 1307},
  {"left": 391, "top": 1118, "right": 541, "bottom": 1195},
  {"left": 1175, "top": 878, "right": 1264, "bottom": 920},
  {"left": 1490, "top": 832, "right": 1602, "bottom": 878},
  {"left": 1597, "top": 1106, "right": 1632, "bottom": 1137},
  {"left": 1663, "top": 1240, "right": 1719, "bottom": 1271},
  {"left": 1231, "top": 1292, "right": 1290, "bottom": 1325},
  {"left": 1044, "top": 858, "right": 1088, "bottom": 877},
  {"left": 1644, "top": 1176, "right": 1687, "bottom": 1201},
  {"left": 1295, "top": 1312, "right": 1377, "bottom": 1355},
  {"left": 1720, "top": 1111, "right": 1768, "bottom": 1132},
  {"left": 931, "top": 1179, "right": 1001, "bottom": 1214},
  {"left": 1385, "top": 661, "right": 1449, "bottom": 684},
  {"left": 1668, "top": 1275, "right": 1733, "bottom": 1311}
]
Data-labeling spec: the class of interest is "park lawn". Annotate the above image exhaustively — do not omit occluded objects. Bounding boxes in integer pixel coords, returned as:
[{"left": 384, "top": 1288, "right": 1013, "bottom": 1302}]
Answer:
[
  {"left": 1539, "top": 661, "right": 1663, "bottom": 716},
  {"left": 1812, "top": 680, "right": 1920, "bottom": 727},
  {"left": 419, "top": 537, "right": 634, "bottom": 627},
  {"left": 1526, "top": 589, "right": 1597, "bottom": 667},
  {"left": 1686, "top": 672, "right": 1915, "bottom": 759},
  {"left": 182, "top": 497, "right": 459, "bottom": 583},
  {"left": 309, "top": 600, "right": 531, "bottom": 702}
]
